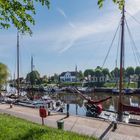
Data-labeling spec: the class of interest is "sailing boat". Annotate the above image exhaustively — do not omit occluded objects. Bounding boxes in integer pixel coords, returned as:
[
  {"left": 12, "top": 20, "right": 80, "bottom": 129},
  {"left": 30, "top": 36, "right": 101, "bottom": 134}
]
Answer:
[
  {"left": 116, "top": 5, "right": 140, "bottom": 122},
  {"left": 5, "top": 32, "right": 20, "bottom": 100},
  {"left": 67, "top": 3, "right": 140, "bottom": 124}
]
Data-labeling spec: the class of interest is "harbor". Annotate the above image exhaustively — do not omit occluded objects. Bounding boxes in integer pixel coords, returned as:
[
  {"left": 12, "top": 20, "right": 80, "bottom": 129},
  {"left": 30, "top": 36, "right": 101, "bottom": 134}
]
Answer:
[{"left": 1, "top": 0, "right": 140, "bottom": 140}]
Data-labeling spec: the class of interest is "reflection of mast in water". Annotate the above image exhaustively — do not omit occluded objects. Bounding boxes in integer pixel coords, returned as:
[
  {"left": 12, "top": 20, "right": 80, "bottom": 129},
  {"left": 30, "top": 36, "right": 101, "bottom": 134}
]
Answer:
[{"left": 76, "top": 104, "right": 78, "bottom": 115}]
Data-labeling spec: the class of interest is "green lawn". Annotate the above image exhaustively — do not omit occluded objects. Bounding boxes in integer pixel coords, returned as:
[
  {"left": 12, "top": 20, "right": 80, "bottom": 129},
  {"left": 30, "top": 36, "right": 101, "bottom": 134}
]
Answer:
[
  {"left": 0, "top": 114, "right": 97, "bottom": 140},
  {"left": 104, "top": 82, "right": 137, "bottom": 88}
]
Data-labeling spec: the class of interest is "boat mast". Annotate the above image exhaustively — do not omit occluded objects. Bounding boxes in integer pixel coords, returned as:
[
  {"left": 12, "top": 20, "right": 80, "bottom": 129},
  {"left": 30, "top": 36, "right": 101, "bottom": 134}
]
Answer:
[
  {"left": 31, "top": 56, "right": 34, "bottom": 72},
  {"left": 17, "top": 32, "right": 20, "bottom": 97},
  {"left": 118, "top": 5, "right": 125, "bottom": 121}
]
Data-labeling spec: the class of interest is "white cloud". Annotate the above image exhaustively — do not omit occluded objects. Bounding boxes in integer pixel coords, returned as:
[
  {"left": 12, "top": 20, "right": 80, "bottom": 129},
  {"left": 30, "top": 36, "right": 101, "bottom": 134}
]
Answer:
[
  {"left": 53, "top": 0, "right": 140, "bottom": 53},
  {"left": 126, "top": 0, "right": 140, "bottom": 15},
  {"left": 57, "top": 7, "right": 67, "bottom": 19},
  {"left": 57, "top": 7, "right": 76, "bottom": 29},
  {"left": 1, "top": 0, "right": 140, "bottom": 55}
]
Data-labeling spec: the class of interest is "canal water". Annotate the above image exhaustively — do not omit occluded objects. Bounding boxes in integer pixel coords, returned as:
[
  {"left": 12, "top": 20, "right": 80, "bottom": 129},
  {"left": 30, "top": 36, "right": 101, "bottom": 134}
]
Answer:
[
  {"left": 49, "top": 92, "right": 140, "bottom": 116},
  {"left": 7, "top": 85, "right": 140, "bottom": 116}
]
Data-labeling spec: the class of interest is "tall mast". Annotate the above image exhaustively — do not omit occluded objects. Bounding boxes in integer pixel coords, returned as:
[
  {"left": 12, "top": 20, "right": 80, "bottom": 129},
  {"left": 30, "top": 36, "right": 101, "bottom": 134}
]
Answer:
[
  {"left": 75, "top": 65, "right": 77, "bottom": 82},
  {"left": 31, "top": 56, "right": 34, "bottom": 72},
  {"left": 17, "top": 32, "right": 20, "bottom": 97},
  {"left": 118, "top": 5, "right": 125, "bottom": 121}
]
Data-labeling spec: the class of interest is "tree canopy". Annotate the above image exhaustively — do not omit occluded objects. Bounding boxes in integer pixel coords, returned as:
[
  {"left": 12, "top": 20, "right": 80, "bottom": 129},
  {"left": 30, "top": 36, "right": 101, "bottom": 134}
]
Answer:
[
  {"left": 0, "top": 0, "right": 50, "bottom": 34},
  {"left": 125, "top": 67, "right": 134, "bottom": 77},
  {"left": 98, "top": 0, "right": 124, "bottom": 9},
  {"left": 26, "top": 70, "right": 40, "bottom": 85},
  {"left": 0, "top": 63, "right": 9, "bottom": 90},
  {"left": 84, "top": 69, "right": 94, "bottom": 77},
  {"left": 135, "top": 66, "right": 140, "bottom": 75}
]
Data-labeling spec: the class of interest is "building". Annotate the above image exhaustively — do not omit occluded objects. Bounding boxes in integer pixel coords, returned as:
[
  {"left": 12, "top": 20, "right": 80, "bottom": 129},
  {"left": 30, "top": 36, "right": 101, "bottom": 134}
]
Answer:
[{"left": 59, "top": 71, "right": 78, "bottom": 82}]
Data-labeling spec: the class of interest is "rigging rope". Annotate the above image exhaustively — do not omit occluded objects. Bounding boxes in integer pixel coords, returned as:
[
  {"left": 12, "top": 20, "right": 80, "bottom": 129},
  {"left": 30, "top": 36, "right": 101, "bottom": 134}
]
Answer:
[
  {"left": 125, "top": 18, "right": 140, "bottom": 65},
  {"left": 126, "top": 11, "right": 140, "bottom": 26},
  {"left": 116, "top": 24, "right": 121, "bottom": 68},
  {"left": 102, "top": 20, "right": 121, "bottom": 68}
]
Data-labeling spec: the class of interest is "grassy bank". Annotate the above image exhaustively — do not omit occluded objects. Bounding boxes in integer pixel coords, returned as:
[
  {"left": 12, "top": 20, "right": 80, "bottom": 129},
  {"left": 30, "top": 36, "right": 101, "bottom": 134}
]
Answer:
[
  {"left": 0, "top": 114, "right": 97, "bottom": 140},
  {"left": 104, "top": 82, "right": 137, "bottom": 88}
]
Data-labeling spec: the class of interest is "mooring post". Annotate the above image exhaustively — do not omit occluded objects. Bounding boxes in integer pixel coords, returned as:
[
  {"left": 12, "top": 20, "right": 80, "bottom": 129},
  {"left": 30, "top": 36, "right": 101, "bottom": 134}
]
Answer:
[
  {"left": 66, "top": 104, "right": 69, "bottom": 117},
  {"left": 112, "top": 121, "right": 117, "bottom": 131}
]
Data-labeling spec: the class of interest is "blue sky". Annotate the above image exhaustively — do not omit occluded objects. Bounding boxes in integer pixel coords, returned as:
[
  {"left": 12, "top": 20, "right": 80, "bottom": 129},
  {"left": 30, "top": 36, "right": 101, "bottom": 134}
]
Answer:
[{"left": 1, "top": 0, "right": 140, "bottom": 78}]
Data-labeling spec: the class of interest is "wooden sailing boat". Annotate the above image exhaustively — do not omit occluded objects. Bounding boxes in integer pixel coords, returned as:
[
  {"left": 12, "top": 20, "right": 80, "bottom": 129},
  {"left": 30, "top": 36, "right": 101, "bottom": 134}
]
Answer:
[
  {"left": 7, "top": 32, "right": 20, "bottom": 99},
  {"left": 117, "top": 4, "right": 140, "bottom": 122},
  {"left": 67, "top": 3, "right": 140, "bottom": 123}
]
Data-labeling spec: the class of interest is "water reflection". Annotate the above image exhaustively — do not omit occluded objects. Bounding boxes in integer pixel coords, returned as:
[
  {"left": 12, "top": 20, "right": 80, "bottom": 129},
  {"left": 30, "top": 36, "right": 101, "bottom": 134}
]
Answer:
[
  {"left": 25, "top": 91, "right": 140, "bottom": 116},
  {"left": 55, "top": 92, "right": 140, "bottom": 116}
]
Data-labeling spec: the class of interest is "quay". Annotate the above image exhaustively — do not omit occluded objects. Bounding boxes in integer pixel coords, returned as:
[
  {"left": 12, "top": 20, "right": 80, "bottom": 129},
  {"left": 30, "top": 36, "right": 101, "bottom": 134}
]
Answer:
[{"left": 0, "top": 104, "right": 140, "bottom": 140}]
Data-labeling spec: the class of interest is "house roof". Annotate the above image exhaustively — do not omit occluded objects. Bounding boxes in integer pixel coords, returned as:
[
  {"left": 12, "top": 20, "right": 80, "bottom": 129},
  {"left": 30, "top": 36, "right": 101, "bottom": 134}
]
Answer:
[{"left": 60, "top": 71, "right": 78, "bottom": 77}]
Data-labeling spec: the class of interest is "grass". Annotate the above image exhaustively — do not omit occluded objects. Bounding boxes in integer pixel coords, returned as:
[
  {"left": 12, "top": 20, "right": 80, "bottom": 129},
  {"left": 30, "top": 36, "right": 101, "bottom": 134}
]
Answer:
[
  {"left": 104, "top": 82, "right": 137, "bottom": 88},
  {"left": 0, "top": 114, "right": 97, "bottom": 140}
]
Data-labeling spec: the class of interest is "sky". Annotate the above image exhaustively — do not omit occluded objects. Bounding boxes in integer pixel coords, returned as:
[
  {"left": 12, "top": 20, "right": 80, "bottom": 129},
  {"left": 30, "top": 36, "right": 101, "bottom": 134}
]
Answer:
[{"left": 1, "top": 0, "right": 140, "bottom": 78}]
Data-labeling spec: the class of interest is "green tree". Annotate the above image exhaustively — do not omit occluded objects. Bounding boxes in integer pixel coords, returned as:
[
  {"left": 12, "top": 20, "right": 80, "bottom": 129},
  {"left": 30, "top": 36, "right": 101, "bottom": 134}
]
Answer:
[
  {"left": 94, "top": 68, "right": 104, "bottom": 87},
  {"left": 125, "top": 66, "right": 134, "bottom": 87},
  {"left": 135, "top": 66, "right": 140, "bottom": 75},
  {"left": 0, "top": 0, "right": 50, "bottom": 34},
  {"left": 77, "top": 70, "right": 84, "bottom": 81},
  {"left": 98, "top": 0, "right": 124, "bottom": 9},
  {"left": 102, "top": 68, "right": 110, "bottom": 76},
  {"left": 42, "top": 75, "right": 48, "bottom": 83},
  {"left": 53, "top": 73, "right": 59, "bottom": 83},
  {"left": 0, "top": 63, "right": 9, "bottom": 91},
  {"left": 84, "top": 69, "right": 94, "bottom": 77},
  {"left": 26, "top": 70, "right": 40, "bottom": 85},
  {"left": 110, "top": 67, "right": 119, "bottom": 81},
  {"left": 125, "top": 67, "right": 134, "bottom": 77},
  {"left": 95, "top": 68, "right": 102, "bottom": 77}
]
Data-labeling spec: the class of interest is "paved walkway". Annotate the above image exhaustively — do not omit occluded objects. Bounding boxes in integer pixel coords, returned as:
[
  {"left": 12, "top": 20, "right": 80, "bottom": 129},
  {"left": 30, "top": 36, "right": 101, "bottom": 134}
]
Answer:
[{"left": 0, "top": 104, "right": 140, "bottom": 140}]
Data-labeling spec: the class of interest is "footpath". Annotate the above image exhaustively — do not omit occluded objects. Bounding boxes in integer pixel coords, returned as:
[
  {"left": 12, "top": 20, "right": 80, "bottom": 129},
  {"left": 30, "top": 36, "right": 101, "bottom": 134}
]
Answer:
[{"left": 0, "top": 104, "right": 140, "bottom": 140}]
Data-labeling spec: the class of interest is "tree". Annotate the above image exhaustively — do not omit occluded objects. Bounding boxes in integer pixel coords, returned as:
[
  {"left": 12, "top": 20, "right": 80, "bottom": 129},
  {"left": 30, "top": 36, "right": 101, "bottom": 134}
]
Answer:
[
  {"left": 53, "top": 73, "right": 59, "bottom": 83},
  {"left": 102, "top": 68, "right": 110, "bottom": 76},
  {"left": 84, "top": 69, "right": 94, "bottom": 77},
  {"left": 95, "top": 68, "right": 102, "bottom": 77},
  {"left": 42, "top": 75, "right": 48, "bottom": 83},
  {"left": 0, "top": 0, "right": 50, "bottom": 34},
  {"left": 111, "top": 67, "right": 119, "bottom": 79},
  {"left": 77, "top": 70, "right": 84, "bottom": 81},
  {"left": 125, "top": 67, "right": 134, "bottom": 87},
  {"left": 98, "top": 0, "right": 124, "bottom": 9},
  {"left": 26, "top": 70, "right": 40, "bottom": 85},
  {"left": 94, "top": 68, "right": 103, "bottom": 87},
  {"left": 0, "top": 63, "right": 9, "bottom": 90},
  {"left": 125, "top": 67, "right": 134, "bottom": 77},
  {"left": 135, "top": 66, "right": 140, "bottom": 76}
]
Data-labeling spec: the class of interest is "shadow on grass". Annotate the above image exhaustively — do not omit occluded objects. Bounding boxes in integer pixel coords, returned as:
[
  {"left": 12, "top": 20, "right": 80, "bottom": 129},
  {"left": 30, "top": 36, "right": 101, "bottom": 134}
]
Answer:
[{"left": 13, "top": 128, "right": 48, "bottom": 140}]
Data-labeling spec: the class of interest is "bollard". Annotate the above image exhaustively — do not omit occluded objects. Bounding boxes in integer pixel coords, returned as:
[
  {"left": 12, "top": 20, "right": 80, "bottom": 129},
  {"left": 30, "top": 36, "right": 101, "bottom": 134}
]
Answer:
[
  {"left": 48, "top": 110, "right": 51, "bottom": 116},
  {"left": 113, "top": 122, "right": 117, "bottom": 129},
  {"left": 112, "top": 121, "right": 117, "bottom": 131},
  {"left": 57, "top": 120, "right": 64, "bottom": 130},
  {"left": 10, "top": 103, "right": 13, "bottom": 108},
  {"left": 66, "top": 104, "right": 70, "bottom": 117}
]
